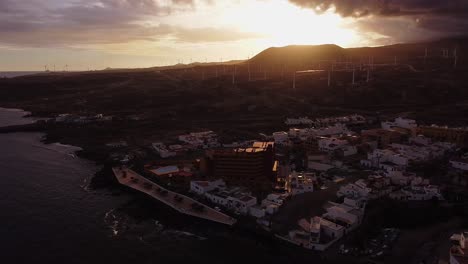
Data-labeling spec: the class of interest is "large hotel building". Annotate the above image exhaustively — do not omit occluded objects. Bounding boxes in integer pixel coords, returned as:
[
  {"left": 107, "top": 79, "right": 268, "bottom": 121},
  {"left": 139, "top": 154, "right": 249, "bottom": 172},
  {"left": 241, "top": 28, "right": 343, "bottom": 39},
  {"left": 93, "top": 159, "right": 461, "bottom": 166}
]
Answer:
[{"left": 201, "top": 142, "right": 277, "bottom": 193}]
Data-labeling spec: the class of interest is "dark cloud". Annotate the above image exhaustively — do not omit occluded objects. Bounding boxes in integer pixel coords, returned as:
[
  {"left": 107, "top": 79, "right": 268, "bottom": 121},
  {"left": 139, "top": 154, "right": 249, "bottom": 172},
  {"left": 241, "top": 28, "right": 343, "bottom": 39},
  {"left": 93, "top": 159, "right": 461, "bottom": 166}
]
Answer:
[
  {"left": 289, "top": 0, "right": 468, "bottom": 43},
  {"left": 288, "top": 0, "right": 468, "bottom": 18}
]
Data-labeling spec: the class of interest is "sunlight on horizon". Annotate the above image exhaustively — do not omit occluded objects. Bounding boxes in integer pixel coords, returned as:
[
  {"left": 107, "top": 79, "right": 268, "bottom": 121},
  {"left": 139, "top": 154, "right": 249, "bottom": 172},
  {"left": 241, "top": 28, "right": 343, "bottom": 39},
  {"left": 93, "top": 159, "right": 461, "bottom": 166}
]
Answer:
[
  {"left": 220, "top": 0, "right": 359, "bottom": 48},
  {"left": 0, "top": 0, "right": 363, "bottom": 70}
]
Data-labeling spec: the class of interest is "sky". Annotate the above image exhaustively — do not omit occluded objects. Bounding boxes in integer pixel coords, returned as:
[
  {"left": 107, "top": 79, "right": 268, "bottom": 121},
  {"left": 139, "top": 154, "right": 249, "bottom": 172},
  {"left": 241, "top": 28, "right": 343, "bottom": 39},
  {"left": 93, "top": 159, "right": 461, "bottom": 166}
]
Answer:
[{"left": 1, "top": 0, "right": 467, "bottom": 71}]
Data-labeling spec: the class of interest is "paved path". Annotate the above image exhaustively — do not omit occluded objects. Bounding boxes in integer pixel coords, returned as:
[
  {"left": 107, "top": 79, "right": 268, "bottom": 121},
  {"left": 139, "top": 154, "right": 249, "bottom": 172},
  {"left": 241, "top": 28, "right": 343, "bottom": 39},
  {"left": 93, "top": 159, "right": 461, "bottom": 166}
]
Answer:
[{"left": 113, "top": 167, "right": 236, "bottom": 226}]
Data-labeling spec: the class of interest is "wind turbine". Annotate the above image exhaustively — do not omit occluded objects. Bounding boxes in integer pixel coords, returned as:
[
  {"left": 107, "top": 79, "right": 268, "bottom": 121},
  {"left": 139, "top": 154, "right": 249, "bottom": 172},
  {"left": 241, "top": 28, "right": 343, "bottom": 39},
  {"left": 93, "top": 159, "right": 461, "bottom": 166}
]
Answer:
[
  {"left": 247, "top": 56, "right": 251, "bottom": 81},
  {"left": 367, "top": 67, "right": 370, "bottom": 83},
  {"left": 424, "top": 48, "right": 428, "bottom": 66},
  {"left": 454, "top": 48, "right": 458, "bottom": 69},
  {"left": 232, "top": 65, "right": 237, "bottom": 85},
  {"left": 292, "top": 71, "right": 296, "bottom": 91}
]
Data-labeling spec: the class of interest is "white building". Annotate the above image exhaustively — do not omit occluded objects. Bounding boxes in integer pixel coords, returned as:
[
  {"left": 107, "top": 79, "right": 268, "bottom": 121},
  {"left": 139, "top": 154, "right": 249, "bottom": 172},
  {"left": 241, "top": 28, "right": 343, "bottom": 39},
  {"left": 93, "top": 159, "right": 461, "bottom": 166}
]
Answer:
[
  {"left": 55, "top": 113, "right": 73, "bottom": 122},
  {"left": 343, "top": 196, "right": 367, "bottom": 210},
  {"left": 337, "top": 180, "right": 371, "bottom": 198},
  {"left": 273, "top": 131, "right": 289, "bottom": 144},
  {"left": 286, "top": 172, "right": 315, "bottom": 196},
  {"left": 323, "top": 206, "right": 360, "bottom": 231},
  {"left": 315, "top": 115, "right": 366, "bottom": 126},
  {"left": 106, "top": 141, "right": 128, "bottom": 148},
  {"left": 288, "top": 128, "right": 310, "bottom": 139},
  {"left": 386, "top": 170, "right": 417, "bottom": 186},
  {"left": 389, "top": 185, "right": 443, "bottom": 201},
  {"left": 450, "top": 159, "right": 468, "bottom": 171},
  {"left": 449, "top": 232, "right": 468, "bottom": 264},
  {"left": 312, "top": 123, "right": 351, "bottom": 137},
  {"left": 152, "top": 142, "right": 176, "bottom": 158},
  {"left": 318, "top": 137, "right": 349, "bottom": 152},
  {"left": 341, "top": 145, "right": 358, "bottom": 157},
  {"left": 196, "top": 183, "right": 258, "bottom": 215},
  {"left": 265, "top": 204, "right": 280, "bottom": 214},
  {"left": 227, "top": 194, "right": 257, "bottom": 214},
  {"left": 285, "top": 117, "right": 313, "bottom": 126},
  {"left": 178, "top": 131, "right": 219, "bottom": 148},
  {"left": 382, "top": 117, "right": 417, "bottom": 130},
  {"left": 288, "top": 216, "right": 345, "bottom": 251},
  {"left": 205, "top": 190, "right": 230, "bottom": 206},
  {"left": 190, "top": 179, "right": 226, "bottom": 195},
  {"left": 361, "top": 149, "right": 409, "bottom": 170},
  {"left": 261, "top": 193, "right": 288, "bottom": 207},
  {"left": 249, "top": 205, "right": 265, "bottom": 218}
]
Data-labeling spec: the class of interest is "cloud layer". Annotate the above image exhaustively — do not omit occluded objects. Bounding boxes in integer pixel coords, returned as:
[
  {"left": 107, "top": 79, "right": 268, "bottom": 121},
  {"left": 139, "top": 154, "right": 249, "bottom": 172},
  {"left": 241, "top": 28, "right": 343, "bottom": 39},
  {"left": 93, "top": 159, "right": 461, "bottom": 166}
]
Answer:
[
  {"left": 289, "top": 0, "right": 468, "bottom": 43},
  {"left": 0, "top": 0, "right": 259, "bottom": 47}
]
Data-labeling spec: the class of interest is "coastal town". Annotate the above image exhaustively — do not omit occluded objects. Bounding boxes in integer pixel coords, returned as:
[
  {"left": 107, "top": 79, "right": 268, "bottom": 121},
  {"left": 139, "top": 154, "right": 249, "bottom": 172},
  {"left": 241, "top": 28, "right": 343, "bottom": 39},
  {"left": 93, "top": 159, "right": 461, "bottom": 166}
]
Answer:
[
  {"left": 2, "top": 1, "right": 468, "bottom": 263},
  {"left": 55, "top": 111, "right": 468, "bottom": 263}
]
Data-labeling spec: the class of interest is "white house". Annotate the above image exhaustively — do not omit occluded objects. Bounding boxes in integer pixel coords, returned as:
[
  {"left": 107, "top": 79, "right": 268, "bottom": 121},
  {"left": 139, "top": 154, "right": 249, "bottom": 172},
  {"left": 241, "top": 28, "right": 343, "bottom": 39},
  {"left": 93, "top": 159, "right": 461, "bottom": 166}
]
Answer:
[
  {"left": 341, "top": 145, "right": 358, "bottom": 156},
  {"left": 312, "top": 123, "right": 351, "bottom": 137},
  {"left": 288, "top": 216, "right": 345, "bottom": 251},
  {"left": 386, "top": 170, "right": 416, "bottom": 186},
  {"left": 178, "top": 131, "right": 219, "bottom": 148},
  {"left": 227, "top": 193, "right": 257, "bottom": 214},
  {"left": 152, "top": 143, "right": 177, "bottom": 158},
  {"left": 337, "top": 181, "right": 371, "bottom": 198},
  {"left": 449, "top": 232, "right": 468, "bottom": 264},
  {"left": 262, "top": 193, "right": 287, "bottom": 207},
  {"left": 273, "top": 131, "right": 289, "bottom": 144},
  {"left": 382, "top": 117, "right": 417, "bottom": 130},
  {"left": 287, "top": 172, "right": 315, "bottom": 196},
  {"left": 318, "top": 137, "right": 349, "bottom": 152},
  {"left": 190, "top": 179, "right": 226, "bottom": 195},
  {"left": 362, "top": 149, "right": 409, "bottom": 169},
  {"left": 315, "top": 216, "right": 345, "bottom": 241},
  {"left": 285, "top": 117, "right": 313, "bottom": 126},
  {"left": 205, "top": 190, "right": 230, "bottom": 206},
  {"left": 265, "top": 204, "right": 280, "bottom": 214},
  {"left": 288, "top": 128, "right": 311, "bottom": 139},
  {"left": 450, "top": 159, "right": 468, "bottom": 171},
  {"left": 249, "top": 205, "right": 265, "bottom": 218},
  {"left": 323, "top": 206, "right": 360, "bottom": 230},
  {"left": 389, "top": 185, "right": 443, "bottom": 201}
]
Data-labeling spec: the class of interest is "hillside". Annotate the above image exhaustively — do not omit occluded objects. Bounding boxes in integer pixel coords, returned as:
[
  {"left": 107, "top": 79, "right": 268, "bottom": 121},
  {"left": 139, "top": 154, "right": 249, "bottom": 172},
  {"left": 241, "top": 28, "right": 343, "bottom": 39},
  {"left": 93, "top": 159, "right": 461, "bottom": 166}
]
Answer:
[
  {"left": 249, "top": 37, "right": 468, "bottom": 68},
  {"left": 1, "top": 37, "right": 468, "bottom": 159},
  {"left": 250, "top": 44, "right": 346, "bottom": 65}
]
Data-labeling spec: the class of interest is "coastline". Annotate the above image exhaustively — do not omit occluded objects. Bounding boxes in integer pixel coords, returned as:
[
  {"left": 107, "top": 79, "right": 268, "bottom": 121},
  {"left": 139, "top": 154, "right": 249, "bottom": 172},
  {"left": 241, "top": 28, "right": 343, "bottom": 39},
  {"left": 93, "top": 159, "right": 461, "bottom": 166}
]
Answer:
[
  {"left": 0, "top": 106, "right": 116, "bottom": 189},
  {"left": 0, "top": 106, "right": 291, "bottom": 245}
]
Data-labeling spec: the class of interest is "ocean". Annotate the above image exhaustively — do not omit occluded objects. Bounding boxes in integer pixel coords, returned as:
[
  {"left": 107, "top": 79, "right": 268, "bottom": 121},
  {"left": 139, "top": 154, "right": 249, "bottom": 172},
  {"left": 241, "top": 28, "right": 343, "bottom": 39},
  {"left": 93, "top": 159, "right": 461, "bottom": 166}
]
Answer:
[
  {"left": 0, "top": 72, "right": 42, "bottom": 78},
  {"left": 0, "top": 108, "right": 311, "bottom": 263}
]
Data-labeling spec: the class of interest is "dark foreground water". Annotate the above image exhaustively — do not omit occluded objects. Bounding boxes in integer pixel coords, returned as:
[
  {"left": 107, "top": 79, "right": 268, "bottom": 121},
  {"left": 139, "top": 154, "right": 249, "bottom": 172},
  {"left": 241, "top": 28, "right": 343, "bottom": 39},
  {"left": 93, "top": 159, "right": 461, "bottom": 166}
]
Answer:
[{"left": 0, "top": 108, "right": 316, "bottom": 264}]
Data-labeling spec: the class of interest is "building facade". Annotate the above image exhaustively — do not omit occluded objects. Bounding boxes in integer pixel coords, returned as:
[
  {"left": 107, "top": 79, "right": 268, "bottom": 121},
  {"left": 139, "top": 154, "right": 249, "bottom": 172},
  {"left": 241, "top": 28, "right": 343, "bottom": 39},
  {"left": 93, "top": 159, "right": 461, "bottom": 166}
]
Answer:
[
  {"left": 418, "top": 126, "right": 468, "bottom": 147},
  {"left": 202, "top": 142, "right": 277, "bottom": 192}
]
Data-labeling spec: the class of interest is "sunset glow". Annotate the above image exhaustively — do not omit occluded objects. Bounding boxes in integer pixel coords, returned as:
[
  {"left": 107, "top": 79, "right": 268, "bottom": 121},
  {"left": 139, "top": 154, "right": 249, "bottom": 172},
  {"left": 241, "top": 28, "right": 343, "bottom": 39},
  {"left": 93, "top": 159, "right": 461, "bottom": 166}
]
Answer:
[
  {"left": 0, "top": 0, "right": 463, "bottom": 70},
  {"left": 220, "top": 1, "right": 358, "bottom": 47}
]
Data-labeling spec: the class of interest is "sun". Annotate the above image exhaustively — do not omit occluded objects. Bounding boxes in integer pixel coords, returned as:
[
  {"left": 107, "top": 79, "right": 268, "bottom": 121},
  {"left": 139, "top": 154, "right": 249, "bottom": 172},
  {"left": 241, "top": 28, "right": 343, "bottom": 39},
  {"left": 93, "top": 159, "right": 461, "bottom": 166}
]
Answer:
[{"left": 221, "top": 0, "right": 358, "bottom": 48}]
